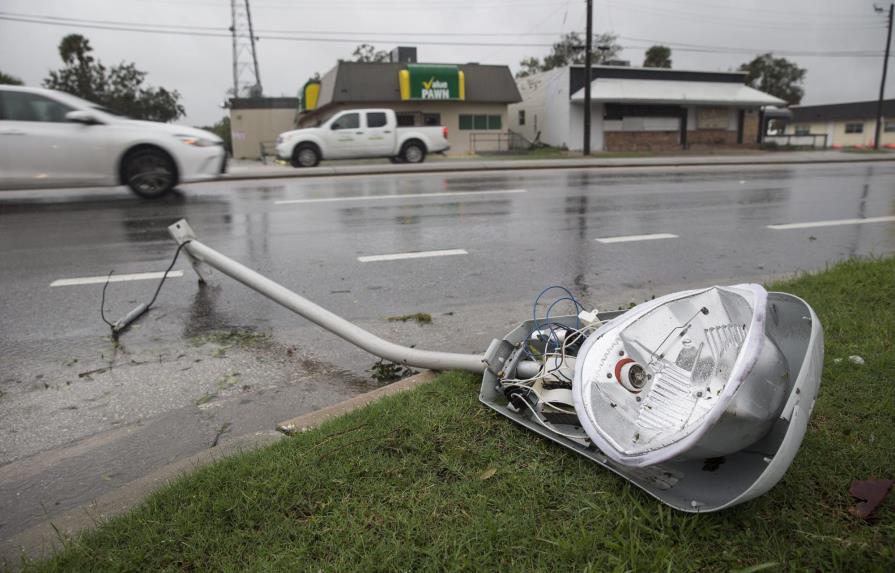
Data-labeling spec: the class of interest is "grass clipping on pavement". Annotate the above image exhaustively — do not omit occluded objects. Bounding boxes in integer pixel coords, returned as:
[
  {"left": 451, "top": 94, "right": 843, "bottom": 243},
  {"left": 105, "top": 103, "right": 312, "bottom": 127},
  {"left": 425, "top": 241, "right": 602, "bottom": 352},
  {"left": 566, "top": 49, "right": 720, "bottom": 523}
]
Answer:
[{"left": 28, "top": 257, "right": 895, "bottom": 572}]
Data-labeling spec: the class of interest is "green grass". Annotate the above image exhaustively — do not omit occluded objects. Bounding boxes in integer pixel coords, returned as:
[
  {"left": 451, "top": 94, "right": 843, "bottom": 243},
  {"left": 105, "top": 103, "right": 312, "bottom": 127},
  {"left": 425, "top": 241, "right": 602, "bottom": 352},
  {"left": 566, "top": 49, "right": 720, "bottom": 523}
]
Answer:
[{"left": 22, "top": 258, "right": 895, "bottom": 572}]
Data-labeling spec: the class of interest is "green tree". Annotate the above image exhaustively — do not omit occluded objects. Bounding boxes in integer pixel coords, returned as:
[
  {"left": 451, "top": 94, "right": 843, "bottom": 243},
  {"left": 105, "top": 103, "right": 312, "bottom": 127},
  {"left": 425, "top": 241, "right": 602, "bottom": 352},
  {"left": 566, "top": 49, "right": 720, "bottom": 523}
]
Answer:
[
  {"left": 0, "top": 71, "right": 24, "bottom": 85},
  {"left": 198, "top": 116, "right": 232, "bottom": 154},
  {"left": 739, "top": 53, "right": 806, "bottom": 106},
  {"left": 643, "top": 45, "right": 671, "bottom": 68},
  {"left": 44, "top": 34, "right": 185, "bottom": 122},
  {"left": 516, "top": 32, "right": 622, "bottom": 78},
  {"left": 351, "top": 44, "right": 389, "bottom": 63}
]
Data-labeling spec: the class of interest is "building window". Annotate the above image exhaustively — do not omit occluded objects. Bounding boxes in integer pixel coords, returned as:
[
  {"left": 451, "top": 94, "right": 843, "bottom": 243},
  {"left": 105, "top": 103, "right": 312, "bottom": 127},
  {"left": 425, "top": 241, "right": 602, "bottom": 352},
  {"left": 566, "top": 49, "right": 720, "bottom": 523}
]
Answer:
[
  {"left": 366, "top": 112, "right": 387, "bottom": 128},
  {"left": 459, "top": 114, "right": 502, "bottom": 130},
  {"left": 885, "top": 121, "right": 895, "bottom": 132},
  {"left": 845, "top": 122, "right": 864, "bottom": 134},
  {"left": 518, "top": 110, "right": 525, "bottom": 126},
  {"left": 794, "top": 125, "right": 810, "bottom": 136},
  {"left": 423, "top": 113, "right": 441, "bottom": 126}
]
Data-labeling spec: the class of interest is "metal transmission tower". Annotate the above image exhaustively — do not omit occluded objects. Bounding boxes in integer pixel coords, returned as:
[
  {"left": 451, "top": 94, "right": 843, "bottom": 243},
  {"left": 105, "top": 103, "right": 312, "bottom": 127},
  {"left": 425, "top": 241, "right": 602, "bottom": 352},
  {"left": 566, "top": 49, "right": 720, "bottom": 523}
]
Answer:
[{"left": 229, "top": 0, "right": 262, "bottom": 98}]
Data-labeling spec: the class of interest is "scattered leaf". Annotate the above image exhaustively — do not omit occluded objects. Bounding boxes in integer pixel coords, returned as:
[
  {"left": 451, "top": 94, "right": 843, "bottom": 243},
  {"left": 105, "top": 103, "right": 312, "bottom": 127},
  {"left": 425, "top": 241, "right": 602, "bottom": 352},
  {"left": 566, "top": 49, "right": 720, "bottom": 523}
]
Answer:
[{"left": 478, "top": 468, "right": 497, "bottom": 481}]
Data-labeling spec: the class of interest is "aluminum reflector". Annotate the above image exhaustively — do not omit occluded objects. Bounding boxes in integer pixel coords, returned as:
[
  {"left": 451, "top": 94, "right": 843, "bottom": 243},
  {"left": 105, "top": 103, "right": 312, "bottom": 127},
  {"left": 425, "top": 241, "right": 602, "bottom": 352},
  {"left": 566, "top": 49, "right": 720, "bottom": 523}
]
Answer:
[{"left": 573, "top": 284, "right": 789, "bottom": 467}]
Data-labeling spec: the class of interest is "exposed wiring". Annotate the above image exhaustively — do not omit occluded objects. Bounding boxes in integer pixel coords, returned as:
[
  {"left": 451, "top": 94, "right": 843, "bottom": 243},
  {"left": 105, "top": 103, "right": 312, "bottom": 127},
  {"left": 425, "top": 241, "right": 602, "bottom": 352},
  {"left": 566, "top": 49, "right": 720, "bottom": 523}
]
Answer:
[
  {"left": 146, "top": 240, "right": 192, "bottom": 310},
  {"left": 99, "top": 240, "right": 191, "bottom": 337},
  {"left": 100, "top": 270, "right": 114, "bottom": 329}
]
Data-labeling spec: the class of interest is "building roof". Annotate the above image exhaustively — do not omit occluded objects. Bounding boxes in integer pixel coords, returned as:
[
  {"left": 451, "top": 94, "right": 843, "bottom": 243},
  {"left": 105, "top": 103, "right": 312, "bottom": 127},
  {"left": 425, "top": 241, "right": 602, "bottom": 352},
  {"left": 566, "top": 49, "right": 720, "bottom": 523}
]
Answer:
[
  {"left": 790, "top": 99, "right": 895, "bottom": 122},
  {"left": 569, "top": 78, "right": 785, "bottom": 107},
  {"left": 229, "top": 97, "right": 298, "bottom": 110},
  {"left": 568, "top": 65, "right": 747, "bottom": 96},
  {"left": 316, "top": 61, "right": 521, "bottom": 108}
]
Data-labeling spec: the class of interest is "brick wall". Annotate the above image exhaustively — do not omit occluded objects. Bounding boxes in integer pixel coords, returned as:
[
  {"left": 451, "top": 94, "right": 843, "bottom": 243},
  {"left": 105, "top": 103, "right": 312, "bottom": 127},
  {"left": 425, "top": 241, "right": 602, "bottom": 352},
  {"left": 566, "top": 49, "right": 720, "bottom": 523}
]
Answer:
[
  {"left": 604, "top": 131, "right": 680, "bottom": 151},
  {"left": 687, "top": 129, "right": 737, "bottom": 147}
]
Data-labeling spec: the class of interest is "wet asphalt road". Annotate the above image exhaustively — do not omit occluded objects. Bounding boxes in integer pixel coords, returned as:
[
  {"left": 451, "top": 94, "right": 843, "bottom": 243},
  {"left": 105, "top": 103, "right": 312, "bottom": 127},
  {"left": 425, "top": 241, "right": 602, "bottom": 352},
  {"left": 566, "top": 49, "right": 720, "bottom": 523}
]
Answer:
[{"left": 1, "top": 161, "right": 895, "bottom": 546}]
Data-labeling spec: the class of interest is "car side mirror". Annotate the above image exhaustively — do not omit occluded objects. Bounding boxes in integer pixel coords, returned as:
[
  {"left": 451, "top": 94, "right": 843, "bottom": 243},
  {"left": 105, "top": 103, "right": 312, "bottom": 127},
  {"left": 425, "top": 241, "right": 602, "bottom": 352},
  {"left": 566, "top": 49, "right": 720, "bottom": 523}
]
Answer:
[{"left": 66, "top": 110, "right": 103, "bottom": 125}]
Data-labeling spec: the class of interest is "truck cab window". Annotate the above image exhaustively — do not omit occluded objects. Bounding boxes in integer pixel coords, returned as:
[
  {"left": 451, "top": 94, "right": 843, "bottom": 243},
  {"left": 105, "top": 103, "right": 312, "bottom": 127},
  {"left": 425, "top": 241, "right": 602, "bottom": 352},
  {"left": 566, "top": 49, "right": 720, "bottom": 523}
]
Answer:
[
  {"left": 331, "top": 113, "right": 359, "bottom": 130},
  {"left": 366, "top": 112, "right": 387, "bottom": 128}
]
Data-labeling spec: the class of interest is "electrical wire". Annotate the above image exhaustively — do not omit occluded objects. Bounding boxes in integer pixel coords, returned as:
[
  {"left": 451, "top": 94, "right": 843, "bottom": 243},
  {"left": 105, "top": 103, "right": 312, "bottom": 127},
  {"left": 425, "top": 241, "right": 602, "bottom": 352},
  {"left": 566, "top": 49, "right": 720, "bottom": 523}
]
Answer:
[
  {"left": 100, "top": 270, "right": 114, "bottom": 328},
  {"left": 1, "top": 11, "right": 890, "bottom": 57},
  {"left": 146, "top": 240, "right": 191, "bottom": 309},
  {"left": 99, "top": 240, "right": 191, "bottom": 335}
]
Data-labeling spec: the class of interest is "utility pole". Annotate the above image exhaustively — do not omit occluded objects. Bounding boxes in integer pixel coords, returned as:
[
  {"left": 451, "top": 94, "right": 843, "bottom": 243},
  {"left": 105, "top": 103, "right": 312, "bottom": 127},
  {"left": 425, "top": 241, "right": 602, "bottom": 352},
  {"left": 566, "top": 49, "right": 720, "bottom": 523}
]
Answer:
[
  {"left": 874, "top": 3, "right": 893, "bottom": 150},
  {"left": 583, "top": 0, "right": 593, "bottom": 155}
]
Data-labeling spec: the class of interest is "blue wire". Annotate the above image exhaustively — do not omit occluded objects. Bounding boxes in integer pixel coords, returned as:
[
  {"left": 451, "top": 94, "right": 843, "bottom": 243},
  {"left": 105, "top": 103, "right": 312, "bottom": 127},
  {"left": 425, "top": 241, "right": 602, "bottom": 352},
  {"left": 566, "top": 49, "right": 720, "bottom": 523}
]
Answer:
[{"left": 523, "top": 286, "right": 586, "bottom": 359}]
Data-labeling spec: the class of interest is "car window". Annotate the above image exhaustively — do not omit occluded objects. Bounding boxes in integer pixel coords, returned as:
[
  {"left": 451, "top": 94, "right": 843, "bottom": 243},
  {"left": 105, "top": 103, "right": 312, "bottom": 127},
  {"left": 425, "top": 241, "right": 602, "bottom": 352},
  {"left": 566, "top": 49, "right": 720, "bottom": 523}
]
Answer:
[
  {"left": 331, "top": 113, "right": 359, "bottom": 130},
  {"left": 366, "top": 112, "right": 387, "bottom": 128},
  {"left": 0, "top": 91, "right": 74, "bottom": 122}
]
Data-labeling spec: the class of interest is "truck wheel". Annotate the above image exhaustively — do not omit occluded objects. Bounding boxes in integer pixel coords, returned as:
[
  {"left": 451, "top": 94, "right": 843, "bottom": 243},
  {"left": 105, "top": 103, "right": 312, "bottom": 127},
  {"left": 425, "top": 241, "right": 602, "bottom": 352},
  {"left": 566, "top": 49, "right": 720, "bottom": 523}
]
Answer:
[
  {"left": 401, "top": 141, "right": 426, "bottom": 164},
  {"left": 292, "top": 144, "right": 320, "bottom": 168},
  {"left": 123, "top": 147, "right": 177, "bottom": 199}
]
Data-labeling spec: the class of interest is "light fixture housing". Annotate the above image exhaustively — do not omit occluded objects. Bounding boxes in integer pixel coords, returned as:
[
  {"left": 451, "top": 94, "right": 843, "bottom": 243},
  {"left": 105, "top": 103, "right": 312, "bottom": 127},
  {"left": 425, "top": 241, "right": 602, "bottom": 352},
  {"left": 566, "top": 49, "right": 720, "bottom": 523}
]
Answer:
[
  {"left": 479, "top": 285, "right": 824, "bottom": 512},
  {"left": 572, "top": 284, "right": 788, "bottom": 468}
]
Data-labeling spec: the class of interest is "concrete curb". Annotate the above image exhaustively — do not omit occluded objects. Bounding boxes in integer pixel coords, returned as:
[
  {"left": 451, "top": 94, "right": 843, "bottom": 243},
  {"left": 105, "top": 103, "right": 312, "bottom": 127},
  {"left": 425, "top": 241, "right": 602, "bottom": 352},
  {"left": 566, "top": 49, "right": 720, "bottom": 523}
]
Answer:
[
  {"left": 276, "top": 370, "right": 438, "bottom": 434},
  {"left": 1, "top": 370, "right": 438, "bottom": 569},
  {"left": 220, "top": 154, "right": 895, "bottom": 183}
]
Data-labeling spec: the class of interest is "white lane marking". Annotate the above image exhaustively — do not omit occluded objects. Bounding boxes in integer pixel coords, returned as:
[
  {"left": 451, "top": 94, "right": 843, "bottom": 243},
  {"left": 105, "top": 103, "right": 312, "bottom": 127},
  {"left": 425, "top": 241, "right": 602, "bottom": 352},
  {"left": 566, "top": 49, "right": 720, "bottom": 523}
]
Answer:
[
  {"left": 596, "top": 233, "right": 679, "bottom": 244},
  {"left": 275, "top": 188, "right": 526, "bottom": 205},
  {"left": 767, "top": 215, "right": 895, "bottom": 230},
  {"left": 50, "top": 271, "right": 183, "bottom": 287},
  {"left": 357, "top": 249, "right": 468, "bottom": 263}
]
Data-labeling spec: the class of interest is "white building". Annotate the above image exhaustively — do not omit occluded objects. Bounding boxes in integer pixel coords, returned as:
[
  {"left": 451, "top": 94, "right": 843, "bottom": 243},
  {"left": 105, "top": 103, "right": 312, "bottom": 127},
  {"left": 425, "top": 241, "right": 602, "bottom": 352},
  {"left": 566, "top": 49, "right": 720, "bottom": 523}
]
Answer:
[{"left": 509, "top": 65, "right": 783, "bottom": 152}]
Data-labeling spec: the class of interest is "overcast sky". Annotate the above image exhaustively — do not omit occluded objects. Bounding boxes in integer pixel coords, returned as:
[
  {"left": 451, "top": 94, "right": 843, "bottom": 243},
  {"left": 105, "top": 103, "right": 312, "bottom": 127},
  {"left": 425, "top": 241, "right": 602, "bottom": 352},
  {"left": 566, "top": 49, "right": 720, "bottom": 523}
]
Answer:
[{"left": 0, "top": 0, "right": 891, "bottom": 125}]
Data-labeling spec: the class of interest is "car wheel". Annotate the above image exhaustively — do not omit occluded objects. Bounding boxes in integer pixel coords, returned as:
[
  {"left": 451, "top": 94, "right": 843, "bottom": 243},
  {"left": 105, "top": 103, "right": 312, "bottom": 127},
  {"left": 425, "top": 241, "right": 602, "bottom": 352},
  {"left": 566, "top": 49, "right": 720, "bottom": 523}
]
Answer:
[
  {"left": 292, "top": 144, "right": 320, "bottom": 168},
  {"left": 401, "top": 141, "right": 426, "bottom": 164},
  {"left": 389, "top": 156, "right": 404, "bottom": 164},
  {"left": 124, "top": 148, "right": 177, "bottom": 199}
]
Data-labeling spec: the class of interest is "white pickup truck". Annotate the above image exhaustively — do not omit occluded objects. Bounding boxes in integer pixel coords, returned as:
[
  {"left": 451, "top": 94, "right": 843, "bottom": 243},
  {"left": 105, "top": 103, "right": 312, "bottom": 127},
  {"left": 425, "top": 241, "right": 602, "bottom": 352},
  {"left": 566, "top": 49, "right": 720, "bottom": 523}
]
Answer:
[{"left": 275, "top": 108, "right": 449, "bottom": 167}]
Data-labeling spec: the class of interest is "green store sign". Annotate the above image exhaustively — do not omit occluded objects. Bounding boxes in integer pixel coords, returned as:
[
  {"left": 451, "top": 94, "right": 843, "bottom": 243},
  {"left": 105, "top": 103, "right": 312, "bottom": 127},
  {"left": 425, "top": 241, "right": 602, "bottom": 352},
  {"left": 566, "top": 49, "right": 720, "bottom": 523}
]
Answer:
[{"left": 399, "top": 64, "right": 465, "bottom": 101}]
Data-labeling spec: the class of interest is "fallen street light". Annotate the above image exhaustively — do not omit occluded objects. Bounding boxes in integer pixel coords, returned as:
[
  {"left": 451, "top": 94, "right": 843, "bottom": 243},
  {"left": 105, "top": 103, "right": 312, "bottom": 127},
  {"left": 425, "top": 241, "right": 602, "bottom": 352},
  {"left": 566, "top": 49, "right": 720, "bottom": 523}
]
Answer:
[{"left": 167, "top": 218, "right": 824, "bottom": 512}]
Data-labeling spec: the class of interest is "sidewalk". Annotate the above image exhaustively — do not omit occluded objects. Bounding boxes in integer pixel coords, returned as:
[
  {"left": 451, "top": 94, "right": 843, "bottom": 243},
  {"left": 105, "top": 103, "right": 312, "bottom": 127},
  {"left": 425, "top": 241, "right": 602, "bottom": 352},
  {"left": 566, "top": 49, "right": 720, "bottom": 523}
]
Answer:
[{"left": 223, "top": 150, "right": 895, "bottom": 181}]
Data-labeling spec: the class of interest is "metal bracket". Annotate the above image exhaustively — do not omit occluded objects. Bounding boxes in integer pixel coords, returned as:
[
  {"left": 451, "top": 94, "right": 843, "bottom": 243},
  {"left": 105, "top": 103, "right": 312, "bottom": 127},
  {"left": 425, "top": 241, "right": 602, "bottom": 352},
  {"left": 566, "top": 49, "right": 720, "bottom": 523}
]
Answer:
[{"left": 169, "top": 219, "right": 210, "bottom": 285}]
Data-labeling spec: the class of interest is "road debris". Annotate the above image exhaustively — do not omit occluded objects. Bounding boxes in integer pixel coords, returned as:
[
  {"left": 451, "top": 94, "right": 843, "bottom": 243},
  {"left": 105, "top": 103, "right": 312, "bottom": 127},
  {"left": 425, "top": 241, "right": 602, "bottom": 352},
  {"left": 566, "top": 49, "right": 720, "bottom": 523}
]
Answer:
[{"left": 849, "top": 478, "right": 893, "bottom": 519}]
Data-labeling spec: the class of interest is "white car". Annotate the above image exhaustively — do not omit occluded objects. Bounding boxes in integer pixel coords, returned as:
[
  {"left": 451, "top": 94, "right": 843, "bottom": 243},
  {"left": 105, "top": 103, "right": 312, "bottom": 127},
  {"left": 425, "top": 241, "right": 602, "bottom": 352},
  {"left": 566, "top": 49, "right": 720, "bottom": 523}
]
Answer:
[
  {"left": 276, "top": 108, "right": 449, "bottom": 167},
  {"left": 0, "top": 86, "right": 227, "bottom": 199}
]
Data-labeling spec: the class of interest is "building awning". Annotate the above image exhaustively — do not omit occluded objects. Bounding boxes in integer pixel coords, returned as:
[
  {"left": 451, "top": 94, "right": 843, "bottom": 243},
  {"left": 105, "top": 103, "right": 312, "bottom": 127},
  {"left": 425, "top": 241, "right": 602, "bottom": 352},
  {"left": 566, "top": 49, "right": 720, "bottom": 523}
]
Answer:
[{"left": 570, "top": 78, "right": 785, "bottom": 107}]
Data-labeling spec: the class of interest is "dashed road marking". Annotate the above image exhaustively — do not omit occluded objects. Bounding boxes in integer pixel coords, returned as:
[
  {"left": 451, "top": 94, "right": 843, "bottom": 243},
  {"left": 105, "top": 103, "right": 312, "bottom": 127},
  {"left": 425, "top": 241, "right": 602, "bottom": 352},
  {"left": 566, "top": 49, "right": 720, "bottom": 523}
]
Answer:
[
  {"left": 767, "top": 215, "right": 895, "bottom": 230},
  {"left": 275, "top": 188, "right": 526, "bottom": 205},
  {"left": 50, "top": 271, "right": 183, "bottom": 287},
  {"left": 596, "top": 233, "right": 678, "bottom": 244},
  {"left": 357, "top": 249, "right": 468, "bottom": 263}
]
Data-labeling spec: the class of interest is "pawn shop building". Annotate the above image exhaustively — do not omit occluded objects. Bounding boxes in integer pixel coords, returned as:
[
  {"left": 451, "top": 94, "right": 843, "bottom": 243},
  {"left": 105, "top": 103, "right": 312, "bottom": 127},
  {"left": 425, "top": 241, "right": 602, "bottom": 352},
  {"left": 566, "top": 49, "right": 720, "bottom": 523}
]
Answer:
[{"left": 297, "top": 50, "right": 522, "bottom": 154}]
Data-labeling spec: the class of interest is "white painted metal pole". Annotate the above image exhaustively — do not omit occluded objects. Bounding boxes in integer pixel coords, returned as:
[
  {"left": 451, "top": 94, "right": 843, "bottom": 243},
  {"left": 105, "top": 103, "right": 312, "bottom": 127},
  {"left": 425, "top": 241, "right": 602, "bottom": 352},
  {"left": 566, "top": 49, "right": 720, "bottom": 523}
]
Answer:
[{"left": 168, "top": 220, "right": 486, "bottom": 373}]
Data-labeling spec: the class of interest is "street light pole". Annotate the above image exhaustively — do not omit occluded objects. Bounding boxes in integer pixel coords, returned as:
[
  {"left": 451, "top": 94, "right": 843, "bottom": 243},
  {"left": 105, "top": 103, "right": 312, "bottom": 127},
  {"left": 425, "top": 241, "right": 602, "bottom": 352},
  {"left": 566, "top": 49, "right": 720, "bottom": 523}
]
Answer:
[
  {"left": 583, "top": 0, "right": 593, "bottom": 155},
  {"left": 874, "top": 3, "right": 893, "bottom": 150}
]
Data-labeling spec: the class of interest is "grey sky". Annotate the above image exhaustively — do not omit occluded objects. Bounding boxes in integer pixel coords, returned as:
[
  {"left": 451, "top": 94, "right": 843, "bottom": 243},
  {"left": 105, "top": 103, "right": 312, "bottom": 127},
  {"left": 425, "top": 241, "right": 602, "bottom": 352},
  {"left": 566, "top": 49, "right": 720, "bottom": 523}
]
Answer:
[{"left": 0, "top": 0, "right": 890, "bottom": 126}]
